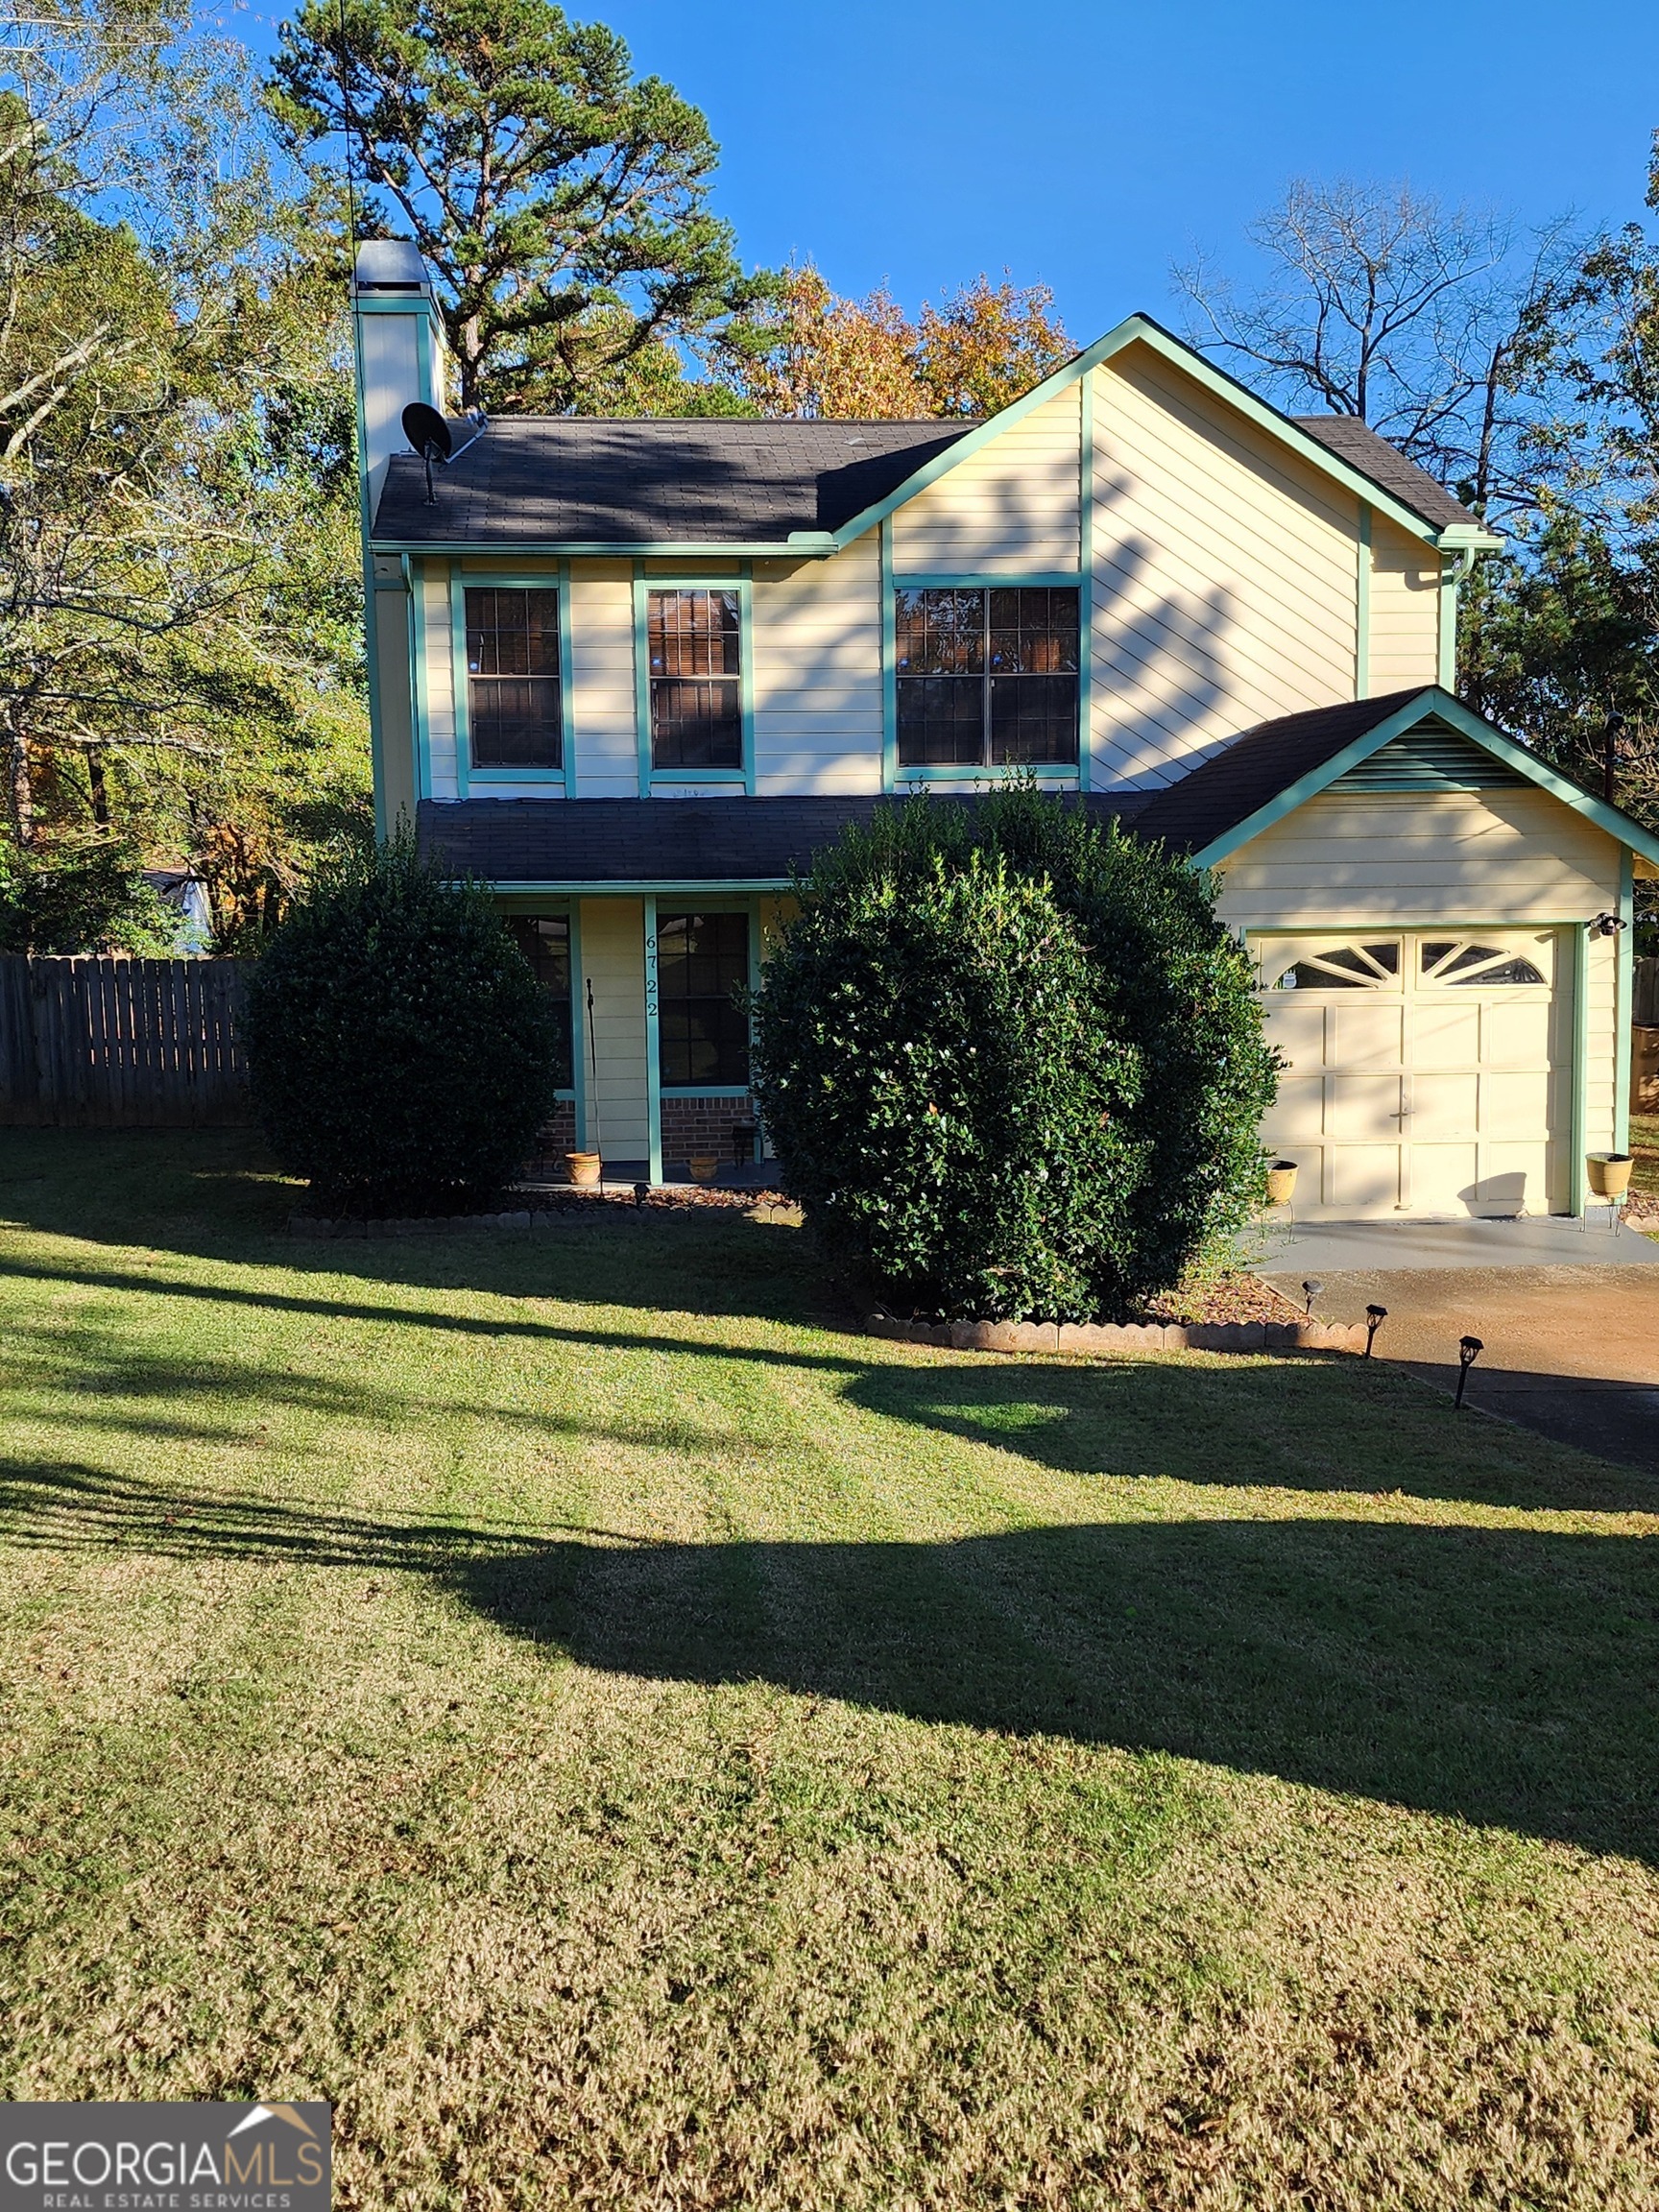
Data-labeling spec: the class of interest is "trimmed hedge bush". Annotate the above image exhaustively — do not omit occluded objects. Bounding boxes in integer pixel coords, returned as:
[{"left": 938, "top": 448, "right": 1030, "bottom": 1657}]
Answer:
[
  {"left": 751, "top": 788, "right": 1277, "bottom": 1317},
  {"left": 241, "top": 836, "right": 558, "bottom": 1214}
]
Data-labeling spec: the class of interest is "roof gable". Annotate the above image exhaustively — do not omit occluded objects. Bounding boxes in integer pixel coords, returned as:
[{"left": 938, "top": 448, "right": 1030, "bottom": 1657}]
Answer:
[
  {"left": 1132, "top": 687, "right": 1659, "bottom": 872},
  {"left": 369, "top": 318, "right": 1500, "bottom": 558}
]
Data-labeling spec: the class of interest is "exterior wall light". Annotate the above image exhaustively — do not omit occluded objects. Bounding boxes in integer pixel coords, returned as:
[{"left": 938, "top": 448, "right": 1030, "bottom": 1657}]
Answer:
[{"left": 1592, "top": 912, "right": 1629, "bottom": 937}]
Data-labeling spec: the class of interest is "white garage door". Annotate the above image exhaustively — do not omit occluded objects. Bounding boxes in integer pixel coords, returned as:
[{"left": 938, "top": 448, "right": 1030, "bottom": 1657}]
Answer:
[{"left": 1255, "top": 930, "right": 1568, "bottom": 1219}]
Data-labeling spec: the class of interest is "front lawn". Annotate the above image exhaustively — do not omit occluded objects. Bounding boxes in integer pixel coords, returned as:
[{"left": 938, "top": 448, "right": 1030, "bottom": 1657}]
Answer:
[{"left": 2, "top": 1131, "right": 1657, "bottom": 2209}]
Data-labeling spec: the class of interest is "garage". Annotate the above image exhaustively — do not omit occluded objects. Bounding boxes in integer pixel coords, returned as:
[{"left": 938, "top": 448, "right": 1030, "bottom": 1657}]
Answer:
[{"left": 1254, "top": 929, "right": 1568, "bottom": 1219}]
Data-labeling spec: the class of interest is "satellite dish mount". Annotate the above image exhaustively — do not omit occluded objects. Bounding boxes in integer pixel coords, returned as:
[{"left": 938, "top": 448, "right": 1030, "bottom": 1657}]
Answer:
[{"left": 401, "top": 401, "right": 451, "bottom": 505}]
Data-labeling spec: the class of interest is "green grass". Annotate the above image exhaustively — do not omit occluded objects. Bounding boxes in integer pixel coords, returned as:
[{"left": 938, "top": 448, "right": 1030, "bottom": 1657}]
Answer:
[
  {"left": 2, "top": 1130, "right": 1658, "bottom": 2209},
  {"left": 1632, "top": 1109, "right": 1659, "bottom": 1197}
]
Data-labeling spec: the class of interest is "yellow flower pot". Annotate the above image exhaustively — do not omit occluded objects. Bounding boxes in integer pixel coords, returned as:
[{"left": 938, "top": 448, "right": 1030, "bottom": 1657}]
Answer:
[
  {"left": 1586, "top": 1153, "right": 1633, "bottom": 1198},
  {"left": 565, "top": 1151, "right": 602, "bottom": 1189},
  {"left": 1265, "top": 1161, "right": 1299, "bottom": 1206},
  {"left": 687, "top": 1154, "right": 720, "bottom": 1186}
]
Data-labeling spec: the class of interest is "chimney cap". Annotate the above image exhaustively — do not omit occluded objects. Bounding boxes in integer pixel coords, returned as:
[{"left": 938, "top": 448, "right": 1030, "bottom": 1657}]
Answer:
[{"left": 352, "top": 239, "right": 432, "bottom": 294}]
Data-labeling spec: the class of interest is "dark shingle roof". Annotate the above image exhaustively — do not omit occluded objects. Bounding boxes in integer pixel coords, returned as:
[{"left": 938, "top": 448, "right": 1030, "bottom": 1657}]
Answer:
[
  {"left": 373, "top": 419, "right": 969, "bottom": 546},
  {"left": 1291, "top": 416, "right": 1484, "bottom": 533},
  {"left": 416, "top": 792, "right": 1144, "bottom": 885},
  {"left": 1131, "top": 691, "right": 1439, "bottom": 854}
]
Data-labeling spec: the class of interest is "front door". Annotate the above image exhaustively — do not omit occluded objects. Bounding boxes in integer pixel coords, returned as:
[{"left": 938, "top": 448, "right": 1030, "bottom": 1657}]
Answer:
[{"left": 1255, "top": 930, "right": 1567, "bottom": 1218}]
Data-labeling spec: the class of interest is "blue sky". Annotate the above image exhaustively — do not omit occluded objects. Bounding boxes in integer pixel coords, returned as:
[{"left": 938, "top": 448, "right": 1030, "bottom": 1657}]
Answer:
[{"left": 220, "top": 0, "right": 1658, "bottom": 342}]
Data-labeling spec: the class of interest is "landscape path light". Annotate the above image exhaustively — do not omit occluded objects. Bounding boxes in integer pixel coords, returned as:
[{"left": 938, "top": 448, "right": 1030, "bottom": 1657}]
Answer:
[
  {"left": 1455, "top": 1335, "right": 1483, "bottom": 1410},
  {"left": 1302, "top": 1278, "right": 1323, "bottom": 1316},
  {"left": 1364, "top": 1304, "right": 1387, "bottom": 1357}
]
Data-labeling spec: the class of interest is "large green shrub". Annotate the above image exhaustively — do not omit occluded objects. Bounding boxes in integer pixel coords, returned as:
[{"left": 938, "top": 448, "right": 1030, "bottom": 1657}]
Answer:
[
  {"left": 752, "top": 850, "right": 1141, "bottom": 1320},
  {"left": 240, "top": 835, "right": 558, "bottom": 1214},
  {"left": 752, "top": 788, "right": 1277, "bottom": 1316}
]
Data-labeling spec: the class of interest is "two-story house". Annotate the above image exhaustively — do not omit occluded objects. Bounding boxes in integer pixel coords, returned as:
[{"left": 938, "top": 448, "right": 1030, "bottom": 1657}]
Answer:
[{"left": 352, "top": 239, "right": 1659, "bottom": 1217}]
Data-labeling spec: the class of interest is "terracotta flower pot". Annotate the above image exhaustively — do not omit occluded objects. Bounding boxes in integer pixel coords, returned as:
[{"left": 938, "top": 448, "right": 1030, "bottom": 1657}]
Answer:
[
  {"left": 565, "top": 1151, "right": 602, "bottom": 1189},
  {"left": 1586, "top": 1152, "right": 1633, "bottom": 1198},
  {"left": 1265, "top": 1160, "right": 1299, "bottom": 1206},
  {"left": 687, "top": 1153, "right": 720, "bottom": 1186}
]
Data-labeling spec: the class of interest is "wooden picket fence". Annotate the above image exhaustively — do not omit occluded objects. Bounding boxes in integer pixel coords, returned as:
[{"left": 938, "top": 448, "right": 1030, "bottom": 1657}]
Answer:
[
  {"left": 0, "top": 956, "right": 252, "bottom": 1127},
  {"left": 1636, "top": 955, "right": 1659, "bottom": 1031}
]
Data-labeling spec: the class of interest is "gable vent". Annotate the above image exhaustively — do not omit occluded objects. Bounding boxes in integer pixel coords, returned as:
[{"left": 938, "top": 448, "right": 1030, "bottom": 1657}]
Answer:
[{"left": 1332, "top": 722, "right": 1527, "bottom": 792}]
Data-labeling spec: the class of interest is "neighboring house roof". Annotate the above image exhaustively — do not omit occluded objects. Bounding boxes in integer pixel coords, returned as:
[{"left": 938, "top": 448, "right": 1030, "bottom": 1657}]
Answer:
[
  {"left": 369, "top": 316, "right": 1498, "bottom": 555},
  {"left": 1134, "top": 686, "right": 1659, "bottom": 873},
  {"left": 1291, "top": 416, "right": 1483, "bottom": 535},
  {"left": 375, "top": 421, "right": 968, "bottom": 549},
  {"left": 416, "top": 791, "right": 1144, "bottom": 889}
]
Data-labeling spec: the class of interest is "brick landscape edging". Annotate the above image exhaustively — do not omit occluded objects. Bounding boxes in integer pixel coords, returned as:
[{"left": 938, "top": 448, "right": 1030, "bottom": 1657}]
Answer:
[{"left": 865, "top": 1314, "right": 1367, "bottom": 1356}]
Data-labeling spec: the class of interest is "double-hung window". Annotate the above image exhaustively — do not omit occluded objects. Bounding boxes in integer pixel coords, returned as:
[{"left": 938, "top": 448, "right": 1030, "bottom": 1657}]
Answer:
[
  {"left": 896, "top": 587, "right": 1079, "bottom": 767},
  {"left": 658, "top": 911, "right": 750, "bottom": 1088},
  {"left": 465, "top": 588, "right": 563, "bottom": 769},
  {"left": 648, "top": 589, "right": 742, "bottom": 770},
  {"left": 505, "top": 915, "right": 575, "bottom": 1087}
]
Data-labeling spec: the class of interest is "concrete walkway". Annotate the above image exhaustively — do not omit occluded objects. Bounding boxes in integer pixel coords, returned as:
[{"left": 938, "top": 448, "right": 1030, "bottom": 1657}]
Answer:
[
  {"left": 1255, "top": 1230, "right": 1659, "bottom": 1476},
  {"left": 1249, "top": 1213, "right": 1659, "bottom": 1272}
]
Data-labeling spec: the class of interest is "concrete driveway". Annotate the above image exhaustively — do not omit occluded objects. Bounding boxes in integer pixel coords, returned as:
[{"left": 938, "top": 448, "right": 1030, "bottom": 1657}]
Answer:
[{"left": 1255, "top": 1218, "right": 1659, "bottom": 1477}]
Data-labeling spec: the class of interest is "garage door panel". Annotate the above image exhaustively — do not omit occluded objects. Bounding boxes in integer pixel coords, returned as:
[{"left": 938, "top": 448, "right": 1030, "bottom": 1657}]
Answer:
[
  {"left": 1483, "top": 1068, "right": 1551, "bottom": 1136},
  {"left": 1262, "top": 1075, "right": 1326, "bottom": 1144},
  {"left": 1331, "top": 1002, "right": 1404, "bottom": 1069},
  {"left": 1263, "top": 1000, "right": 1326, "bottom": 1072},
  {"left": 1481, "top": 998, "right": 1552, "bottom": 1068},
  {"left": 1329, "top": 1074, "right": 1403, "bottom": 1140},
  {"left": 1413, "top": 1001, "right": 1481, "bottom": 1069},
  {"left": 1252, "top": 930, "right": 1563, "bottom": 1221},
  {"left": 1330, "top": 1144, "right": 1402, "bottom": 1211},
  {"left": 1412, "top": 1071, "right": 1479, "bottom": 1142},
  {"left": 1410, "top": 1142, "right": 1479, "bottom": 1215}
]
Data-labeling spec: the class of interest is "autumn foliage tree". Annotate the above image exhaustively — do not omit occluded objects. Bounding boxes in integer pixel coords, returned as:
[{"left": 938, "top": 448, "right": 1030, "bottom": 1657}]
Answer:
[{"left": 733, "top": 266, "right": 1070, "bottom": 421}]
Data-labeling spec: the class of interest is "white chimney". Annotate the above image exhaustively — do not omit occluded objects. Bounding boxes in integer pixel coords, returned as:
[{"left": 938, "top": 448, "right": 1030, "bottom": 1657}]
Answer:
[{"left": 351, "top": 240, "right": 449, "bottom": 514}]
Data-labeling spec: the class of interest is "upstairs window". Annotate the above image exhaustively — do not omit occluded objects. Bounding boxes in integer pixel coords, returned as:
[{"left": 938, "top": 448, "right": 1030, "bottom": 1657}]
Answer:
[
  {"left": 896, "top": 587, "right": 1080, "bottom": 767},
  {"left": 659, "top": 911, "right": 749, "bottom": 1087},
  {"left": 465, "top": 588, "right": 562, "bottom": 768},
  {"left": 505, "top": 915, "right": 575, "bottom": 1087},
  {"left": 649, "top": 589, "right": 742, "bottom": 770}
]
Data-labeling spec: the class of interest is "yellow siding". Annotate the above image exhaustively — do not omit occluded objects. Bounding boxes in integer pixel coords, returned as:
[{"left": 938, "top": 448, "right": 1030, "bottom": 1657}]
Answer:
[
  {"left": 568, "top": 561, "right": 637, "bottom": 799},
  {"left": 1367, "top": 518, "right": 1441, "bottom": 693},
  {"left": 579, "top": 897, "right": 649, "bottom": 1156},
  {"left": 1215, "top": 789, "right": 1623, "bottom": 931},
  {"left": 1090, "top": 346, "right": 1360, "bottom": 788},
  {"left": 372, "top": 563, "right": 416, "bottom": 827},
  {"left": 753, "top": 539, "right": 883, "bottom": 794},
  {"left": 892, "top": 385, "right": 1081, "bottom": 572},
  {"left": 421, "top": 561, "right": 458, "bottom": 797},
  {"left": 1586, "top": 929, "right": 1618, "bottom": 1156}
]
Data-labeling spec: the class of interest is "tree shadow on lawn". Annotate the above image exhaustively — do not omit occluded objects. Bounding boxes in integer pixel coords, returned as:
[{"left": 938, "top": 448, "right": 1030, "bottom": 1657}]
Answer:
[{"left": 5, "top": 1455, "right": 1657, "bottom": 1863}]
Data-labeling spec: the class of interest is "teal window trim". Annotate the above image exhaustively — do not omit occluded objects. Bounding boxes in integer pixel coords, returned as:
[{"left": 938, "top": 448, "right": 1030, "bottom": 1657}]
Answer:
[
  {"left": 1616, "top": 849, "right": 1635, "bottom": 1155},
  {"left": 891, "top": 571, "right": 1086, "bottom": 589},
  {"left": 569, "top": 900, "right": 589, "bottom": 1152},
  {"left": 1356, "top": 507, "right": 1372, "bottom": 700},
  {"left": 634, "top": 566, "right": 756, "bottom": 797},
  {"left": 643, "top": 894, "right": 661, "bottom": 1184},
  {"left": 886, "top": 572, "right": 1085, "bottom": 788},
  {"left": 450, "top": 565, "right": 574, "bottom": 800},
  {"left": 1078, "top": 370, "right": 1094, "bottom": 792},
  {"left": 879, "top": 522, "right": 898, "bottom": 791},
  {"left": 895, "top": 764, "right": 1081, "bottom": 785},
  {"left": 1571, "top": 920, "right": 1589, "bottom": 1216}
]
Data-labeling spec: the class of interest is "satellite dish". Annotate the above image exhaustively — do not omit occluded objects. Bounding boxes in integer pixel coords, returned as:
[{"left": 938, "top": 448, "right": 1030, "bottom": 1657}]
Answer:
[{"left": 401, "top": 401, "right": 451, "bottom": 460}]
